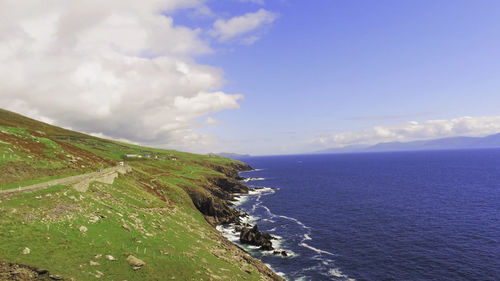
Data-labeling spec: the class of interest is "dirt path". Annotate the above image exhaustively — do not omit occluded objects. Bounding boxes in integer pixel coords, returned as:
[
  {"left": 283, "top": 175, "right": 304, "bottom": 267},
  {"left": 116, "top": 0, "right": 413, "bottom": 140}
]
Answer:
[{"left": 0, "top": 165, "right": 132, "bottom": 196}]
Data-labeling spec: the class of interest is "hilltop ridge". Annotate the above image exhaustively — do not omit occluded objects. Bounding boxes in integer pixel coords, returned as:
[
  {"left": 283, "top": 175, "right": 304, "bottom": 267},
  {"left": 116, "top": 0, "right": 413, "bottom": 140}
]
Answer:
[{"left": 0, "top": 108, "right": 283, "bottom": 280}]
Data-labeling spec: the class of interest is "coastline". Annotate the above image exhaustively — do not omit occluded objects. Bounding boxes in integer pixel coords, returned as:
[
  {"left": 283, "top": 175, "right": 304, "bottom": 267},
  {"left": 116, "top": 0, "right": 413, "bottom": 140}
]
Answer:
[
  {"left": 195, "top": 162, "right": 286, "bottom": 281},
  {"left": 215, "top": 164, "right": 356, "bottom": 281},
  {"left": 216, "top": 186, "right": 292, "bottom": 279},
  {"left": 208, "top": 165, "right": 292, "bottom": 280}
]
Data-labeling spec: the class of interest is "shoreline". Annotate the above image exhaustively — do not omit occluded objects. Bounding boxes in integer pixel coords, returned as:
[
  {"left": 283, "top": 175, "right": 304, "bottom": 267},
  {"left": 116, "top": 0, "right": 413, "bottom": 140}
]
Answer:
[
  {"left": 216, "top": 166, "right": 354, "bottom": 281},
  {"left": 211, "top": 167, "right": 290, "bottom": 280},
  {"left": 202, "top": 163, "right": 286, "bottom": 281}
]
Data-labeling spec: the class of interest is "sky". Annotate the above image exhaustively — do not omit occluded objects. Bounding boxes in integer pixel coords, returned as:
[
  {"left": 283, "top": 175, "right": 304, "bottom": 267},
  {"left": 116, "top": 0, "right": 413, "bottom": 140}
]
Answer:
[{"left": 1, "top": 0, "right": 500, "bottom": 155}]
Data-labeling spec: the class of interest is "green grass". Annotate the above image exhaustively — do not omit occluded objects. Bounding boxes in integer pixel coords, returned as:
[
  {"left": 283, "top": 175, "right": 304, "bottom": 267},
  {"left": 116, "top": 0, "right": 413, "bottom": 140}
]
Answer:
[
  {"left": 0, "top": 174, "right": 262, "bottom": 281},
  {"left": 0, "top": 108, "right": 265, "bottom": 281}
]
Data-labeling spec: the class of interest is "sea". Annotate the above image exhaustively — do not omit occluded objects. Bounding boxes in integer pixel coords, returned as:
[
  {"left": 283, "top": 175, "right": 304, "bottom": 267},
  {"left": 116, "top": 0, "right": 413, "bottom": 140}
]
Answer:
[{"left": 217, "top": 149, "right": 500, "bottom": 281}]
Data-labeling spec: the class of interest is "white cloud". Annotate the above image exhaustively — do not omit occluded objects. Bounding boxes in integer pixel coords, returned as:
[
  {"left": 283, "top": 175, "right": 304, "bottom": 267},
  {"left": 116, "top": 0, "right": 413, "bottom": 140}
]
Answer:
[
  {"left": 210, "top": 9, "right": 278, "bottom": 43},
  {"left": 316, "top": 116, "right": 500, "bottom": 148},
  {"left": 0, "top": 0, "right": 246, "bottom": 153}
]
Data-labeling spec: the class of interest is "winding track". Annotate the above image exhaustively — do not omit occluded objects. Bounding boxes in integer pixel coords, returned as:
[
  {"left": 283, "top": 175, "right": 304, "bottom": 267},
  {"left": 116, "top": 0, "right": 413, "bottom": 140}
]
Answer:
[{"left": 0, "top": 165, "right": 131, "bottom": 196}]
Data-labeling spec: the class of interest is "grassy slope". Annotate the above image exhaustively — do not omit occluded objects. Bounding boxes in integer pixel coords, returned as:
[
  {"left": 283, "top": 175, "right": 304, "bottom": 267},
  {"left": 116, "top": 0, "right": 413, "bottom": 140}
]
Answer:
[{"left": 0, "top": 109, "right": 278, "bottom": 280}]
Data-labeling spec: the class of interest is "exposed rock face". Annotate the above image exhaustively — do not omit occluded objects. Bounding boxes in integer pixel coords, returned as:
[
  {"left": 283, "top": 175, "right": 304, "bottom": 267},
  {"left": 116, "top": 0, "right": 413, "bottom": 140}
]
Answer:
[
  {"left": 240, "top": 225, "right": 274, "bottom": 251},
  {"left": 172, "top": 161, "right": 285, "bottom": 280},
  {"left": 181, "top": 163, "right": 252, "bottom": 226},
  {"left": 208, "top": 162, "right": 253, "bottom": 179},
  {"left": 208, "top": 177, "right": 249, "bottom": 199}
]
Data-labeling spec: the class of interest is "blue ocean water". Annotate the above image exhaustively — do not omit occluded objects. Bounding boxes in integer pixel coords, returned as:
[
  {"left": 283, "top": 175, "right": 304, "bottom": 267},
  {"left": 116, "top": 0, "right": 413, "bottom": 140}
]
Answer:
[{"left": 226, "top": 150, "right": 500, "bottom": 281}]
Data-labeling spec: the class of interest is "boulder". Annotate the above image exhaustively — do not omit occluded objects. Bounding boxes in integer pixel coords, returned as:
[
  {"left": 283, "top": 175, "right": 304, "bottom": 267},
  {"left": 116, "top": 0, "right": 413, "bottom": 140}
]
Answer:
[
  {"left": 273, "top": 250, "right": 288, "bottom": 257},
  {"left": 126, "top": 255, "right": 146, "bottom": 270},
  {"left": 240, "top": 225, "right": 274, "bottom": 251}
]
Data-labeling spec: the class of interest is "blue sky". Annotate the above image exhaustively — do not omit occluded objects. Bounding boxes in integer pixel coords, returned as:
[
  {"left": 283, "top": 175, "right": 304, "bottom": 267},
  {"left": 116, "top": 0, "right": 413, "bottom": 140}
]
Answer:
[
  {"left": 193, "top": 0, "right": 500, "bottom": 154},
  {"left": 1, "top": 0, "right": 500, "bottom": 155}
]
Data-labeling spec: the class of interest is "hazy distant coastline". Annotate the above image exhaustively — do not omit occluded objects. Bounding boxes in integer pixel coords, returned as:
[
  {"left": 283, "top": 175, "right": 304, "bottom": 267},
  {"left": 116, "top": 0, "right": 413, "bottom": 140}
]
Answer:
[{"left": 317, "top": 133, "right": 500, "bottom": 154}]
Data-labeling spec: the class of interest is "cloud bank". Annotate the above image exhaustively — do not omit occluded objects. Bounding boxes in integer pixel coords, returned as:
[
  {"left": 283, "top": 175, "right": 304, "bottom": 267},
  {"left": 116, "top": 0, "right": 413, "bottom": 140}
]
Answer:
[
  {"left": 317, "top": 116, "right": 500, "bottom": 148},
  {"left": 0, "top": 0, "right": 250, "bottom": 152}
]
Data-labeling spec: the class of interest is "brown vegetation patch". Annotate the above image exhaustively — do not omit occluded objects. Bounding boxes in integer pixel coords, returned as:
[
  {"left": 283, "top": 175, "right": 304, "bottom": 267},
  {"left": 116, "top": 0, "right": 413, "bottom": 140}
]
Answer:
[
  {"left": 0, "top": 262, "right": 63, "bottom": 281},
  {"left": 53, "top": 138, "right": 112, "bottom": 166},
  {"left": 45, "top": 203, "right": 82, "bottom": 222}
]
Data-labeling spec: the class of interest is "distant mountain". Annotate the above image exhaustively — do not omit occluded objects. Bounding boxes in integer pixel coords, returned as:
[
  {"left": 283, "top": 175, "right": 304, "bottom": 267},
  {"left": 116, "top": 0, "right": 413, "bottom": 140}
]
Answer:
[{"left": 317, "top": 133, "right": 500, "bottom": 154}]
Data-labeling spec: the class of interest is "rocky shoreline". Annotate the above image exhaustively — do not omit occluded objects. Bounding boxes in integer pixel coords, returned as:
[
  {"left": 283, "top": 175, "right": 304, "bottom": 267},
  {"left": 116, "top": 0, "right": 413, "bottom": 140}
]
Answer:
[
  {"left": 192, "top": 163, "right": 289, "bottom": 256},
  {"left": 186, "top": 162, "right": 288, "bottom": 279},
  {"left": 228, "top": 189, "right": 290, "bottom": 257}
]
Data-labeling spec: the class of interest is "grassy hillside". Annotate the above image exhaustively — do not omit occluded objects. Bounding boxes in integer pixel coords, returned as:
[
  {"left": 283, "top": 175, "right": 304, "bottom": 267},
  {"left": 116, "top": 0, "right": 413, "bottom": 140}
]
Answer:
[{"left": 0, "top": 108, "right": 282, "bottom": 280}]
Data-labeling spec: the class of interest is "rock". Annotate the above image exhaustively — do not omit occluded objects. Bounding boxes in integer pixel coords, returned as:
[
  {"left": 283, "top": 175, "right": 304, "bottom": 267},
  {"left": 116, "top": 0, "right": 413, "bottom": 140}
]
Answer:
[
  {"left": 89, "top": 216, "right": 100, "bottom": 223},
  {"left": 259, "top": 241, "right": 273, "bottom": 251},
  {"left": 122, "top": 224, "right": 131, "bottom": 232},
  {"left": 273, "top": 250, "right": 288, "bottom": 257},
  {"left": 89, "top": 261, "right": 100, "bottom": 266},
  {"left": 240, "top": 225, "right": 274, "bottom": 251},
  {"left": 95, "top": 270, "right": 104, "bottom": 278},
  {"left": 95, "top": 254, "right": 102, "bottom": 259},
  {"left": 78, "top": 225, "right": 88, "bottom": 233},
  {"left": 22, "top": 247, "right": 30, "bottom": 255},
  {"left": 49, "top": 274, "right": 63, "bottom": 280},
  {"left": 126, "top": 255, "right": 146, "bottom": 270},
  {"left": 105, "top": 255, "right": 116, "bottom": 261}
]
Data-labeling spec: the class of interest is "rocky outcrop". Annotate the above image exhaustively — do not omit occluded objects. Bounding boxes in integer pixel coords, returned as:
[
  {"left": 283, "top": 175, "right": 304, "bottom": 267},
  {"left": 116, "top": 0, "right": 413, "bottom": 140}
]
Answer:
[
  {"left": 203, "top": 162, "right": 253, "bottom": 179},
  {"left": 213, "top": 231, "right": 285, "bottom": 281},
  {"left": 179, "top": 162, "right": 285, "bottom": 280},
  {"left": 0, "top": 262, "right": 63, "bottom": 280},
  {"left": 182, "top": 163, "right": 252, "bottom": 226},
  {"left": 240, "top": 225, "right": 274, "bottom": 251},
  {"left": 273, "top": 250, "right": 288, "bottom": 257},
  {"left": 207, "top": 177, "right": 249, "bottom": 199},
  {"left": 190, "top": 193, "right": 242, "bottom": 225}
]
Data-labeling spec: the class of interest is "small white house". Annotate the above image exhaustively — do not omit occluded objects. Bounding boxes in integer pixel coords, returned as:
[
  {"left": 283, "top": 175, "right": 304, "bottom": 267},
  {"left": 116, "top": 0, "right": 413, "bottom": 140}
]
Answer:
[{"left": 119, "top": 161, "right": 124, "bottom": 166}]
